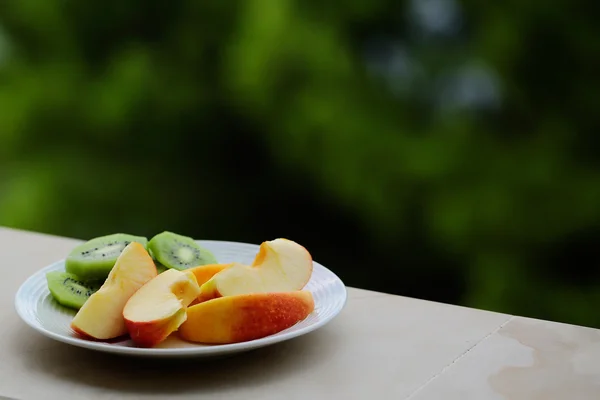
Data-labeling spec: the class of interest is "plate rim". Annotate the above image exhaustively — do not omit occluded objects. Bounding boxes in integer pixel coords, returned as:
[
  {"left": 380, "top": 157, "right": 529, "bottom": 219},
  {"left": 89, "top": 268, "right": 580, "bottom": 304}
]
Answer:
[{"left": 14, "top": 239, "right": 348, "bottom": 357}]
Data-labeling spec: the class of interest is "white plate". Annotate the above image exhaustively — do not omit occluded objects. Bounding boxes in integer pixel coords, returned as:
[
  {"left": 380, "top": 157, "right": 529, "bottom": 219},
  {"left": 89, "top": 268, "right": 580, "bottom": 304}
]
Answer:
[{"left": 15, "top": 240, "right": 347, "bottom": 358}]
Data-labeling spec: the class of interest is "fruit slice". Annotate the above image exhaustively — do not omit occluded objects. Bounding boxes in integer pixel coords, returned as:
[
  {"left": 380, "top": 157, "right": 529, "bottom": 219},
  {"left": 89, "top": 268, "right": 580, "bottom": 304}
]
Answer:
[
  {"left": 147, "top": 231, "right": 217, "bottom": 271},
  {"left": 179, "top": 291, "right": 315, "bottom": 344},
  {"left": 65, "top": 233, "right": 148, "bottom": 281},
  {"left": 123, "top": 269, "right": 201, "bottom": 347},
  {"left": 46, "top": 271, "right": 101, "bottom": 310},
  {"left": 189, "top": 263, "right": 232, "bottom": 286},
  {"left": 187, "top": 263, "right": 233, "bottom": 306},
  {"left": 156, "top": 264, "right": 168, "bottom": 274},
  {"left": 70, "top": 242, "right": 158, "bottom": 340},
  {"left": 148, "top": 247, "right": 167, "bottom": 274},
  {"left": 198, "top": 238, "right": 313, "bottom": 301}
]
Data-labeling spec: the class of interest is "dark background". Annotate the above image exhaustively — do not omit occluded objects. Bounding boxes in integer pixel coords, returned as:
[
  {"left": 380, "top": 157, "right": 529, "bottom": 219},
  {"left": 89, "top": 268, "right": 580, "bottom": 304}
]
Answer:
[{"left": 1, "top": 0, "right": 600, "bottom": 328}]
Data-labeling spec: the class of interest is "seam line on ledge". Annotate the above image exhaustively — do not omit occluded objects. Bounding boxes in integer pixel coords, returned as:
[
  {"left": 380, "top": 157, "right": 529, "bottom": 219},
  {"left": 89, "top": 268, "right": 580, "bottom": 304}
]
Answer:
[{"left": 403, "top": 315, "right": 515, "bottom": 400}]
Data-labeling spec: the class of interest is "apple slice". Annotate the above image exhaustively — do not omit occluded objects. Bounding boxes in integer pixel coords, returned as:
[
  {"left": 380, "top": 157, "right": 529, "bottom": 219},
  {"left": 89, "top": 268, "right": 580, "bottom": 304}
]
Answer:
[
  {"left": 123, "top": 268, "right": 201, "bottom": 347},
  {"left": 187, "top": 263, "right": 233, "bottom": 306},
  {"left": 70, "top": 242, "right": 158, "bottom": 340},
  {"left": 179, "top": 290, "right": 315, "bottom": 344},
  {"left": 188, "top": 263, "right": 232, "bottom": 286},
  {"left": 198, "top": 238, "right": 313, "bottom": 301}
]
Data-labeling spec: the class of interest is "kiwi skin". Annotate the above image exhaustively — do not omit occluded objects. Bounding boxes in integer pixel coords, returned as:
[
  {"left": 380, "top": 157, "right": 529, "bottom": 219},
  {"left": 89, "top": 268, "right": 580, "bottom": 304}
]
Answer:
[{"left": 46, "top": 271, "right": 101, "bottom": 310}]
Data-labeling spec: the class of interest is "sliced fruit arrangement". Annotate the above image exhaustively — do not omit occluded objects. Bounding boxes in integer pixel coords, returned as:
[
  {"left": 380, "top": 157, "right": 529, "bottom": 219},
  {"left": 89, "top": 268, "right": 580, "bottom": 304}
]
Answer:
[{"left": 46, "top": 232, "right": 315, "bottom": 347}]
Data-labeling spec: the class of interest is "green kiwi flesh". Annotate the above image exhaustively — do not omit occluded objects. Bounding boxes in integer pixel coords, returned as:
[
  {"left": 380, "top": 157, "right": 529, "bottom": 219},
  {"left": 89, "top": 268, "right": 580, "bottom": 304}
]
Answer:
[
  {"left": 65, "top": 233, "right": 148, "bottom": 281},
  {"left": 148, "top": 247, "right": 168, "bottom": 274},
  {"left": 156, "top": 263, "right": 168, "bottom": 274},
  {"left": 147, "top": 231, "right": 217, "bottom": 271},
  {"left": 46, "top": 271, "right": 101, "bottom": 310}
]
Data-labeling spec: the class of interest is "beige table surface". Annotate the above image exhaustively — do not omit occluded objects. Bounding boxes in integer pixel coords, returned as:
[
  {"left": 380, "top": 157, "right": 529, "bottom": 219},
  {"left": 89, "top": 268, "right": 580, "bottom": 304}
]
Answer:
[{"left": 1, "top": 227, "right": 599, "bottom": 400}]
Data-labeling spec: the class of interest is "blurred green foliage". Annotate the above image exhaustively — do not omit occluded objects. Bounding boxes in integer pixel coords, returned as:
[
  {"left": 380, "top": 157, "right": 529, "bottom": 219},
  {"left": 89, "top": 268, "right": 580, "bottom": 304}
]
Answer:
[{"left": 1, "top": 0, "right": 600, "bottom": 327}]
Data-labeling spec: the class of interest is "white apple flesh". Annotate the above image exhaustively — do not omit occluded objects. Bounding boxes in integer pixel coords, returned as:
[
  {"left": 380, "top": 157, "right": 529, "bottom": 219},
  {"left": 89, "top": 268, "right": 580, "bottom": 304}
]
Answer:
[
  {"left": 123, "top": 268, "right": 201, "bottom": 347},
  {"left": 70, "top": 242, "right": 158, "bottom": 340},
  {"left": 198, "top": 238, "right": 313, "bottom": 301}
]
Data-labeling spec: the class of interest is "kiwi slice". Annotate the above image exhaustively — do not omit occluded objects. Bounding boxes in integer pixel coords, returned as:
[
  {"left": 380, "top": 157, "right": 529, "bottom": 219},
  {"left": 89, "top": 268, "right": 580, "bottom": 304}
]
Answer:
[
  {"left": 148, "top": 231, "right": 217, "bottom": 271},
  {"left": 148, "top": 247, "right": 168, "bottom": 274},
  {"left": 156, "top": 264, "right": 168, "bottom": 274},
  {"left": 46, "top": 271, "right": 101, "bottom": 310},
  {"left": 65, "top": 233, "right": 148, "bottom": 281}
]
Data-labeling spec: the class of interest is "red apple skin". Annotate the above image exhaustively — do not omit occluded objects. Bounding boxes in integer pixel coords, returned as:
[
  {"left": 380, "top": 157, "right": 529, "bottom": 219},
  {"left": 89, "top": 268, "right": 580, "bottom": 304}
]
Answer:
[
  {"left": 71, "top": 325, "right": 129, "bottom": 343},
  {"left": 122, "top": 269, "right": 200, "bottom": 347},
  {"left": 125, "top": 320, "right": 164, "bottom": 348},
  {"left": 179, "top": 291, "right": 315, "bottom": 344},
  {"left": 124, "top": 310, "right": 185, "bottom": 348},
  {"left": 71, "top": 325, "right": 95, "bottom": 340}
]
